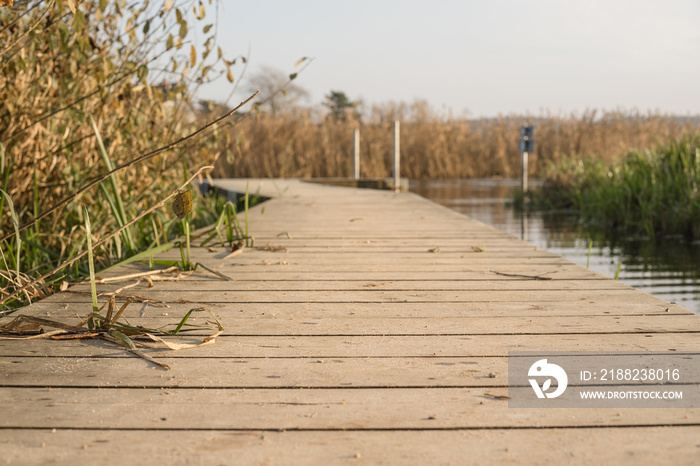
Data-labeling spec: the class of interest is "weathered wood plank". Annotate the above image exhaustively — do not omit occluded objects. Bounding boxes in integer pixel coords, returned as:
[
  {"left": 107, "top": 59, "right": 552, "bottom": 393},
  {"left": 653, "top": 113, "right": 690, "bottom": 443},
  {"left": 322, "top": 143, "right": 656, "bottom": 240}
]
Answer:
[
  {"left": 68, "top": 279, "right": 626, "bottom": 293},
  {"left": 17, "top": 300, "right": 693, "bottom": 320},
  {"left": 151, "top": 249, "right": 568, "bottom": 261},
  {"left": 3, "top": 356, "right": 700, "bottom": 388},
  {"left": 2, "top": 333, "right": 698, "bottom": 358},
  {"left": 95, "top": 263, "right": 613, "bottom": 280},
  {"left": 2, "top": 387, "right": 698, "bottom": 429},
  {"left": 8, "top": 302, "right": 700, "bottom": 335},
  {"left": 40, "top": 289, "right": 659, "bottom": 305},
  {"left": 1, "top": 427, "right": 695, "bottom": 465}
]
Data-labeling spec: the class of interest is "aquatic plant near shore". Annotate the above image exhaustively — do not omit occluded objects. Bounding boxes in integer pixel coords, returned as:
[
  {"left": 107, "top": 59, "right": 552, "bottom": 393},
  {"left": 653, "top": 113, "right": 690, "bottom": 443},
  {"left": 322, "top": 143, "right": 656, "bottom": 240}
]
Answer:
[{"left": 523, "top": 133, "right": 700, "bottom": 240}]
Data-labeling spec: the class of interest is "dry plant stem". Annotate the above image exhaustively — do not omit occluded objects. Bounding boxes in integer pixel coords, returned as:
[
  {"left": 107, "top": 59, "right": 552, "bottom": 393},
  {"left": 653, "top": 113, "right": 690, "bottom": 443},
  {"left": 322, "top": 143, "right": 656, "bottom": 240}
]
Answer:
[
  {"left": 490, "top": 270, "right": 553, "bottom": 280},
  {"left": 0, "top": 330, "right": 68, "bottom": 340},
  {"left": 102, "top": 332, "right": 171, "bottom": 370},
  {"left": 84, "top": 266, "right": 179, "bottom": 284},
  {"left": 195, "top": 263, "right": 231, "bottom": 281},
  {"left": 0, "top": 90, "right": 259, "bottom": 243},
  {"left": 0, "top": 166, "right": 213, "bottom": 307}
]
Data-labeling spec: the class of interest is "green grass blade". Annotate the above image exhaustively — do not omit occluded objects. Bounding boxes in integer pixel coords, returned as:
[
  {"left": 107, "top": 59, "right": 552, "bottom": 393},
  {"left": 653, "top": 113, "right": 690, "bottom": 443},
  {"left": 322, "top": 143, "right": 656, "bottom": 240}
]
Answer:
[
  {"left": 90, "top": 115, "right": 135, "bottom": 254},
  {"left": 0, "top": 189, "right": 22, "bottom": 295},
  {"left": 172, "top": 308, "right": 198, "bottom": 335},
  {"left": 0, "top": 144, "right": 7, "bottom": 219},
  {"left": 178, "top": 241, "right": 187, "bottom": 270},
  {"left": 230, "top": 203, "right": 243, "bottom": 238},
  {"left": 614, "top": 262, "right": 622, "bottom": 280},
  {"left": 98, "top": 241, "right": 177, "bottom": 274},
  {"left": 32, "top": 167, "right": 39, "bottom": 238},
  {"left": 586, "top": 241, "right": 592, "bottom": 269},
  {"left": 244, "top": 182, "right": 250, "bottom": 246},
  {"left": 168, "top": 307, "right": 223, "bottom": 335},
  {"left": 139, "top": 259, "right": 181, "bottom": 268},
  {"left": 183, "top": 219, "right": 191, "bottom": 269},
  {"left": 83, "top": 207, "right": 99, "bottom": 314}
]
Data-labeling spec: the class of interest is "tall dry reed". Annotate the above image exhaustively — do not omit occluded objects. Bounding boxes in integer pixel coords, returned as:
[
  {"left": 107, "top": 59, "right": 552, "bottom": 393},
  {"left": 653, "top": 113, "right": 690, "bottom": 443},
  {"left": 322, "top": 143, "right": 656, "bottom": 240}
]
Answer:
[
  {"left": 1, "top": 1, "right": 237, "bottom": 307},
  {"left": 214, "top": 102, "right": 700, "bottom": 179}
]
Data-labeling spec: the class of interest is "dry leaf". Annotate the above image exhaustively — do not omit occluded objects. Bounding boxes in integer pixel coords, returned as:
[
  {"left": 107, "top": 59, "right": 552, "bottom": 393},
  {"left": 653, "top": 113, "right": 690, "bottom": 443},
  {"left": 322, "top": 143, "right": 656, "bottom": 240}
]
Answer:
[{"left": 145, "top": 330, "right": 223, "bottom": 351}]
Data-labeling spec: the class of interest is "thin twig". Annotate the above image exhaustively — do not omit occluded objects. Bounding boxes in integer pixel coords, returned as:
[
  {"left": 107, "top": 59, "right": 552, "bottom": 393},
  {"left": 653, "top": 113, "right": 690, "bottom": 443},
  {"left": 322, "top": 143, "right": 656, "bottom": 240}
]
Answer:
[
  {"left": 0, "top": 91, "right": 259, "bottom": 243},
  {"left": 0, "top": 166, "right": 212, "bottom": 306},
  {"left": 490, "top": 270, "right": 553, "bottom": 280}
]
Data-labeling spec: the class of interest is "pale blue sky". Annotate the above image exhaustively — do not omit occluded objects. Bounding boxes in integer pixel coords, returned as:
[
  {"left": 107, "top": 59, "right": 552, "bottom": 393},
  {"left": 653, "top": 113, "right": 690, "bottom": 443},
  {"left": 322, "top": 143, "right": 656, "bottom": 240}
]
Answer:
[{"left": 196, "top": 0, "right": 700, "bottom": 117}]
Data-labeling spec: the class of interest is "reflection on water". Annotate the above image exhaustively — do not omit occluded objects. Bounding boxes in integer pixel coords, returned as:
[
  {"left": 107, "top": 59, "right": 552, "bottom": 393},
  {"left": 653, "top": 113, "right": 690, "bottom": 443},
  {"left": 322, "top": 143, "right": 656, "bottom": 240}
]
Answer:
[{"left": 410, "top": 179, "right": 700, "bottom": 315}]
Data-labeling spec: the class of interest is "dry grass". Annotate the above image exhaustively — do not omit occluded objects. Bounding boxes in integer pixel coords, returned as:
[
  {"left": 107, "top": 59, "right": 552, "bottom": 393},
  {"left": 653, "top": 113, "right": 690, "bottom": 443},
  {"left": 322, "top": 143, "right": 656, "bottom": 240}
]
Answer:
[
  {"left": 0, "top": 1, "right": 238, "bottom": 309},
  {"left": 214, "top": 102, "right": 700, "bottom": 179}
]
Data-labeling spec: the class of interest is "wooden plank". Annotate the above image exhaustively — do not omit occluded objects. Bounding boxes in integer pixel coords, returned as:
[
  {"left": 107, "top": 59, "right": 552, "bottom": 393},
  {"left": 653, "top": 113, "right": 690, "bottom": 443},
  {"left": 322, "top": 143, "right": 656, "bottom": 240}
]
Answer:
[
  {"left": 2, "top": 333, "right": 699, "bottom": 358},
  {"left": 67, "top": 279, "right": 627, "bottom": 293},
  {"left": 100, "top": 260, "right": 578, "bottom": 273},
  {"left": 1, "top": 427, "right": 696, "bottom": 465},
  {"left": 18, "top": 300, "right": 693, "bottom": 319},
  {"left": 151, "top": 249, "right": 567, "bottom": 261},
  {"left": 230, "top": 238, "right": 539, "bottom": 247},
  {"left": 8, "top": 303, "right": 700, "bottom": 335},
  {"left": 95, "top": 263, "right": 613, "bottom": 280},
  {"left": 3, "top": 356, "right": 700, "bottom": 388},
  {"left": 40, "top": 289, "right": 661, "bottom": 304},
  {"left": 2, "top": 387, "right": 698, "bottom": 429},
  {"left": 154, "top": 246, "right": 554, "bottom": 255}
]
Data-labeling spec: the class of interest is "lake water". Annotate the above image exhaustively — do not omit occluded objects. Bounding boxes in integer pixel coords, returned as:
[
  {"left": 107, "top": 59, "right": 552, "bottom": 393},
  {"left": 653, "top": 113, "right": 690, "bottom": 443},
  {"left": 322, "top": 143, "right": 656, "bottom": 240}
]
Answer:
[{"left": 410, "top": 179, "right": 700, "bottom": 315}]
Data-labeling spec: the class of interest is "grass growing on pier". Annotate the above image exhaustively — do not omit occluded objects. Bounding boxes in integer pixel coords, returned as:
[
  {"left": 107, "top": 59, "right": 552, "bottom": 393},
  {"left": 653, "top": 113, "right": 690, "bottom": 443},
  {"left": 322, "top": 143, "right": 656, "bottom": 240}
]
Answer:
[{"left": 523, "top": 133, "right": 700, "bottom": 240}]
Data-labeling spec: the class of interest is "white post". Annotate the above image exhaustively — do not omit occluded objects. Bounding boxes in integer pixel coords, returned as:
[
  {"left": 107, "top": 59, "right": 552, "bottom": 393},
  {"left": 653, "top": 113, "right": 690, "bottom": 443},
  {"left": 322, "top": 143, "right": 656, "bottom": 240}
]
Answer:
[
  {"left": 393, "top": 121, "right": 400, "bottom": 191},
  {"left": 521, "top": 151, "right": 528, "bottom": 194},
  {"left": 353, "top": 128, "right": 360, "bottom": 180}
]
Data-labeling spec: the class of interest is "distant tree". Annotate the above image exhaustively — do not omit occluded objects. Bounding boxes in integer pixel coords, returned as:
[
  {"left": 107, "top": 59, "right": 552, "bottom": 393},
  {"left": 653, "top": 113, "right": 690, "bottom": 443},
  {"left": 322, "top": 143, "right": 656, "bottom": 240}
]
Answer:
[
  {"left": 325, "top": 91, "right": 360, "bottom": 121},
  {"left": 244, "top": 65, "right": 310, "bottom": 115}
]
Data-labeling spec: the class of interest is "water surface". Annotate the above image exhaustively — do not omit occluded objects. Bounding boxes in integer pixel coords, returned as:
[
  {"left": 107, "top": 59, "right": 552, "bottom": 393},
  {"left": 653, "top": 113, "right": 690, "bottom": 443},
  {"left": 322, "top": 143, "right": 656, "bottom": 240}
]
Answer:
[{"left": 410, "top": 178, "right": 700, "bottom": 315}]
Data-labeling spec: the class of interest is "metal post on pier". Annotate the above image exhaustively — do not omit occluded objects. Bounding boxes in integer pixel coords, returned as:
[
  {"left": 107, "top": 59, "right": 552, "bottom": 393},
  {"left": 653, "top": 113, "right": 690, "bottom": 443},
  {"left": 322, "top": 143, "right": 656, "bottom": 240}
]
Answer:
[
  {"left": 521, "top": 151, "right": 529, "bottom": 193},
  {"left": 519, "top": 124, "right": 535, "bottom": 197},
  {"left": 353, "top": 128, "right": 360, "bottom": 180},
  {"left": 393, "top": 121, "right": 400, "bottom": 192}
]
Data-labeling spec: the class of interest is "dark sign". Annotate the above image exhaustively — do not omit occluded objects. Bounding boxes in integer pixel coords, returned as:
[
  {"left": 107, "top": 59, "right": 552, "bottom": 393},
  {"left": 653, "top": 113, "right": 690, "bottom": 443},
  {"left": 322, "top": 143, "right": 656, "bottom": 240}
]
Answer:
[{"left": 519, "top": 124, "right": 535, "bottom": 153}]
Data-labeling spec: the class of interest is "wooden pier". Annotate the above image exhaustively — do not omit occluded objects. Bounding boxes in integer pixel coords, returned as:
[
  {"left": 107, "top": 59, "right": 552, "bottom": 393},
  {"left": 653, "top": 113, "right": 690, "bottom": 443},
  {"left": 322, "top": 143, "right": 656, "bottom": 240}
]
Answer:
[{"left": 1, "top": 179, "right": 699, "bottom": 464}]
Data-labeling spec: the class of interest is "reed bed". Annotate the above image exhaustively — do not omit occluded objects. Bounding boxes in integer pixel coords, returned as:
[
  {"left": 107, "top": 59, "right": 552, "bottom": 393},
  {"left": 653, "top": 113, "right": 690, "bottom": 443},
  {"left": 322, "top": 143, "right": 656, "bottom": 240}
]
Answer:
[
  {"left": 0, "top": 0, "right": 242, "bottom": 310},
  {"left": 214, "top": 102, "right": 700, "bottom": 179},
  {"left": 530, "top": 133, "right": 700, "bottom": 239}
]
